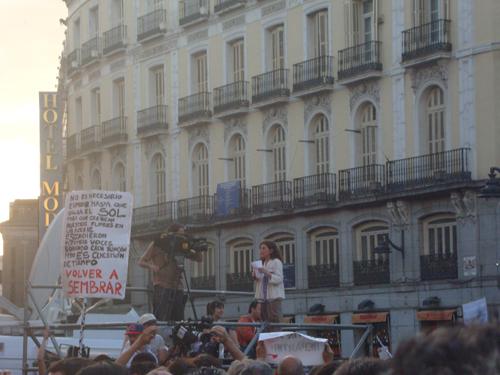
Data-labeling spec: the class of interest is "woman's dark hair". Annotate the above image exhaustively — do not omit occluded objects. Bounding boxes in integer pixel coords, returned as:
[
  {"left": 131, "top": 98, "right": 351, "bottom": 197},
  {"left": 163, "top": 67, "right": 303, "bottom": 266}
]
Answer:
[
  {"left": 248, "top": 300, "right": 260, "bottom": 314},
  {"left": 168, "top": 358, "right": 195, "bottom": 375},
  {"left": 75, "top": 362, "right": 128, "bottom": 375},
  {"left": 206, "top": 300, "right": 224, "bottom": 316},
  {"left": 260, "top": 240, "right": 283, "bottom": 262}
]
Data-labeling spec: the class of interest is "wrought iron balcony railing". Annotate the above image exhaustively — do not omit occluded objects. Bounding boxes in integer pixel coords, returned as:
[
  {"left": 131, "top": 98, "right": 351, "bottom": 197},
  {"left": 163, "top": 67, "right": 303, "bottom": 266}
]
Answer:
[
  {"left": 386, "top": 148, "right": 471, "bottom": 192},
  {"left": 308, "top": 263, "right": 340, "bottom": 289},
  {"left": 137, "top": 105, "right": 168, "bottom": 134},
  {"left": 293, "top": 55, "right": 334, "bottom": 92},
  {"left": 420, "top": 253, "right": 458, "bottom": 281},
  {"left": 402, "top": 19, "right": 451, "bottom": 62},
  {"left": 338, "top": 41, "right": 382, "bottom": 81},
  {"left": 213, "top": 81, "right": 249, "bottom": 114},
  {"left": 101, "top": 116, "right": 127, "bottom": 145},
  {"left": 353, "top": 258, "right": 390, "bottom": 286},
  {"left": 191, "top": 275, "right": 216, "bottom": 290},
  {"left": 226, "top": 272, "right": 253, "bottom": 292},
  {"left": 180, "top": 0, "right": 209, "bottom": 26},
  {"left": 177, "top": 195, "right": 214, "bottom": 223},
  {"left": 132, "top": 201, "right": 176, "bottom": 227},
  {"left": 103, "top": 25, "right": 127, "bottom": 55},
  {"left": 338, "top": 164, "right": 385, "bottom": 200},
  {"left": 80, "top": 125, "right": 101, "bottom": 152},
  {"left": 138, "top": 9, "right": 167, "bottom": 41},
  {"left": 214, "top": 0, "right": 246, "bottom": 13},
  {"left": 252, "top": 68, "right": 290, "bottom": 104},
  {"left": 66, "top": 133, "right": 80, "bottom": 159},
  {"left": 178, "top": 92, "right": 212, "bottom": 124},
  {"left": 293, "top": 173, "right": 336, "bottom": 207},
  {"left": 81, "top": 37, "right": 101, "bottom": 66},
  {"left": 252, "top": 180, "right": 292, "bottom": 214},
  {"left": 67, "top": 49, "right": 80, "bottom": 75},
  {"left": 214, "top": 188, "right": 252, "bottom": 218}
]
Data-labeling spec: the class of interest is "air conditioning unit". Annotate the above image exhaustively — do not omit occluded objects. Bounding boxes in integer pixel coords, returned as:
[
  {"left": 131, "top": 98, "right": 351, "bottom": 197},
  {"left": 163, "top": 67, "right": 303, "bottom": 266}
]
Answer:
[
  {"left": 90, "top": 49, "right": 99, "bottom": 58},
  {"left": 200, "top": 6, "right": 208, "bottom": 15}
]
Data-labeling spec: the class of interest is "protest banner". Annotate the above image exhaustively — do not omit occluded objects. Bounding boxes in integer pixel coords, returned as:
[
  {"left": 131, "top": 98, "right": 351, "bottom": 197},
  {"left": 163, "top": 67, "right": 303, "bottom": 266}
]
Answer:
[
  {"left": 61, "top": 191, "right": 133, "bottom": 299},
  {"left": 259, "top": 332, "right": 327, "bottom": 366},
  {"left": 462, "top": 297, "right": 488, "bottom": 325}
]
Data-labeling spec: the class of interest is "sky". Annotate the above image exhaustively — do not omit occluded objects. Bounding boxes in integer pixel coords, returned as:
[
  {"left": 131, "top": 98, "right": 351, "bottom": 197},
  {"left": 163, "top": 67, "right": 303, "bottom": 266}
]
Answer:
[{"left": 0, "top": 0, "right": 67, "bottom": 255}]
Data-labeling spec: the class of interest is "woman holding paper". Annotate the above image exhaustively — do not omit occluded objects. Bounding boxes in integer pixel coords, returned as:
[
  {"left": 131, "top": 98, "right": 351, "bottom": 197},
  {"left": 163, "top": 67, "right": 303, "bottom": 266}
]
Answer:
[{"left": 253, "top": 240, "right": 285, "bottom": 323}]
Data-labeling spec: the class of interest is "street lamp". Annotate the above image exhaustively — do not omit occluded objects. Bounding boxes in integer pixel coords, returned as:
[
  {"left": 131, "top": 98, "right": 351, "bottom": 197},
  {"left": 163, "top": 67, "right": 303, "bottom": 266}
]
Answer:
[{"left": 478, "top": 167, "right": 500, "bottom": 198}]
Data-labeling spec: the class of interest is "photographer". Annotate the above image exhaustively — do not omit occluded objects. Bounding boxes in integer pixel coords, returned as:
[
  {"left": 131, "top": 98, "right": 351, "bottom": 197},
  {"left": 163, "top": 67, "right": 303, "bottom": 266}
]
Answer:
[{"left": 139, "top": 224, "right": 202, "bottom": 322}]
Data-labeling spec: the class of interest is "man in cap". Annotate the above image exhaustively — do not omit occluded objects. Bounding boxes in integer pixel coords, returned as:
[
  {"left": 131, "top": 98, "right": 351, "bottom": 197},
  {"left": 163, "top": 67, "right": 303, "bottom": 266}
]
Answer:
[
  {"left": 138, "top": 313, "right": 169, "bottom": 364},
  {"left": 117, "top": 323, "right": 158, "bottom": 367}
]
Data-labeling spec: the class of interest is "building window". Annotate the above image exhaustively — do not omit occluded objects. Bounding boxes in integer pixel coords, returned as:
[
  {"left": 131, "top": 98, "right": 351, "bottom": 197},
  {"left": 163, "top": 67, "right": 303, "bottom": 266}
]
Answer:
[
  {"left": 308, "top": 228, "right": 340, "bottom": 288},
  {"left": 230, "top": 240, "right": 252, "bottom": 275},
  {"left": 426, "top": 86, "right": 445, "bottom": 154},
  {"left": 75, "top": 97, "right": 83, "bottom": 132},
  {"left": 312, "top": 115, "right": 329, "bottom": 174},
  {"left": 230, "top": 39, "right": 245, "bottom": 82},
  {"left": 309, "top": 10, "right": 328, "bottom": 57},
  {"left": 113, "top": 78, "right": 125, "bottom": 118},
  {"left": 359, "top": 103, "right": 377, "bottom": 166},
  {"left": 113, "top": 162, "right": 126, "bottom": 192},
  {"left": 344, "top": 0, "right": 377, "bottom": 46},
  {"left": 267, "top": 233, "right": 296, "bottom": 288},
  {"left": 152, "top": 153, "right": 166, "bottom": 204},
  {"left": 111, "top": 0, "right": 124, "bottom": 26},
  {"left": 91, "top": 88, "right": 101, "bottom": 126},
  {"left": 193, "top": 52, "right": 208, "bottom": 93},
  {"left": 270, "top": 125, "right": 286, "bottom": 182},
  {"left": 73, "top": 18, "right": 81, "bottom": 49},
  {"left": 268, "top": 24, "right": 285, "bottom": 70},
  {"left": 413, "top": 0, "right": 449, "bottom": 26},
  {"left": 150, "top": 65, "right": 165, "bottom": 106},
  {"left": 193, "top": 143, "right": 209, "bottom": 196},
  {"left": 147, "top": 0, "right": 164, "bottom": 11},
  {"left": 89, "top": 6, "right": 99, "bottom": 37},
  {"left": 91, "top": 169, "right": 102, "bottom": 190},
  {"left": 192, "top": 243, "right": 215, "bottom": 288},
  {"left": 76, "top": 175, "right": 83, "bottom": 190},
  {"left": 228, "top": 134, "right": 246, "bottom": 186},
  {"left": 355, "top": 222, "right": 388, "bottom": 262}
]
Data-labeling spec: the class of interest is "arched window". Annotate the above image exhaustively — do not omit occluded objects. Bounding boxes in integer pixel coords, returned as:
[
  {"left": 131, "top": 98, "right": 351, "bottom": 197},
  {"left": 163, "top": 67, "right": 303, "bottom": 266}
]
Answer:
[
  {"left": 271, "top": 125, "right": 286, "bottom": 181},
  {"left": 91, "top": 169, "right": 101, "bottom": 190},
  {"left": 76, "top": 175, "right": 83, "bottom": 190},
  {"left": 266, "top": 233, "right": 296, "bottom": 288},
  {"left": 193, "top": 143, "right": 209, "bottom": 196},
  {"left": 425, "top": 86, "right": 445, "bottom": 154},
  {"left": 113, "top": 162, "right": 126, "bottom": 192},
  {"left": 228, "top": 134, "right": 246, "bottom": 187},
  {"left": 421, "top": 214, "right": 457, "bottom": 280},
  {"left": 353, "top": 221, "right": 389, "bottom": 285},
  {"left": 191, "top": 243, "right": 215, "bottom": 290},
  {"left": 227, "top": 239, "right": 253, "bottom": 292},
  {"left": 359, "top": 103, "right": 377, "bottom": 166},
  {"left": 308, "top": 228, "right": 340, "bottom": 288},
  {"left": 152, "top": 153, "right": 166, "bottom": 204},
  {"left": 312, "top": 115, "right": 329, "bottom": 174}
]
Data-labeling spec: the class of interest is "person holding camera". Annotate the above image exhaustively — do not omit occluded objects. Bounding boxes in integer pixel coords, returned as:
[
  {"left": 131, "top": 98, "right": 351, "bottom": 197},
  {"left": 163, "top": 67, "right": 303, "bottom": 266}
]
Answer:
[
  {"left": 253, "top": 240, "right": 285, "bottom": 323},
  {"left": 139, "top": 223, "right": 202, "bottom": 322}
]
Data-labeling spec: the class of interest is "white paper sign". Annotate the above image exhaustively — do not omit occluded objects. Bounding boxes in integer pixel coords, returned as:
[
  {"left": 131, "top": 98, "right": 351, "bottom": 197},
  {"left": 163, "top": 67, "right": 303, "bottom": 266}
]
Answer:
[
  {"left": 259, "top": 332, "right": 327, "bottom": 366},
  {"left": 462, "top": 297, "right": 488, "bottom": 325},
  {"left": 61, "top": 191, "right": 133, "bottom": 299},
  {"left": 463, "top": 256, "right": 477, "bottom": 277},
  {"left": 252, "top": 260, "right": 264, "bottom": 279}
]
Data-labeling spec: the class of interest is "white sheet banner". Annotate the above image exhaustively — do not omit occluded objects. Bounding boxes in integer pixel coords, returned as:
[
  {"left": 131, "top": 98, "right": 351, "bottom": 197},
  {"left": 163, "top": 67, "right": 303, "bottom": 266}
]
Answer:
[
  {"left": 61, "top": 191, "right": 133, "bottom": 299},
  {"left": 259, "top": 332, "right": 327, "bottom": 366}
]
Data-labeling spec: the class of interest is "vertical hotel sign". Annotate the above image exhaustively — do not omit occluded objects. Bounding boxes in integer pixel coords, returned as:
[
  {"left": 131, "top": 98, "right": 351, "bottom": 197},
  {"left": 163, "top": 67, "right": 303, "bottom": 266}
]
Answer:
[{"left": 39, "top": 92, "right": 63, "bottom": 241}]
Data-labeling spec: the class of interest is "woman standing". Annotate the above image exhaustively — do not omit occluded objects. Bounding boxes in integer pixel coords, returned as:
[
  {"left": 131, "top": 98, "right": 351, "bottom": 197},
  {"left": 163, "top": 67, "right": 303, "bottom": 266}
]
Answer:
[{"left": 253, "top": 240, "right": 285, "bottom": 323}]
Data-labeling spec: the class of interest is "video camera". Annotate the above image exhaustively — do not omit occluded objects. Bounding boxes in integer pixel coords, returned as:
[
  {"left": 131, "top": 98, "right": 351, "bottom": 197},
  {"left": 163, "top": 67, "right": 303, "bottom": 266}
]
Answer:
[
  {"left": 154, "top": 232, "right": 209, "bottom": 258},
  {"left": 171, "top": 317, "right": 220, "bottom": 357}
]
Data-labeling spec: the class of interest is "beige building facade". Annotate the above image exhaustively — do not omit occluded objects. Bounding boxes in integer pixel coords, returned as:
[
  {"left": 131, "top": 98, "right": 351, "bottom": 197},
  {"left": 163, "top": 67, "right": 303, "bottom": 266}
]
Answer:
[{"left": 61, "top": 0, "right": 500, "bottom": 355}]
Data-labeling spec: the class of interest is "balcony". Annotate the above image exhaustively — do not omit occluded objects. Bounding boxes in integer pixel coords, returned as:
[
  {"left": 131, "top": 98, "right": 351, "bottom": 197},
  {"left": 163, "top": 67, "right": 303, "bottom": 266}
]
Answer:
[
  {"left": 137, "top": 9, "right": 167, "bottom": 42},
  {"left": 178, "top": 92, "right": 212, "bottom": 126},
  {"left": 353, "top": 258, "right": 390, "bottom": 286},
  {"left": 338, "top": 164, "right": 385, "bottom": 200},
  {"left": 293, "top": 55, "right": 334, "bottom": 96},
  {"left": 251, "top": 68, "right": 290, "bottom": 108},
  {"left": 213, "top": 81, "right": 249, "bottom": 117},
  {"left": 338, "top": 41, "right": 382, "bottom": 84},
  {"left": 214, "top": 188, "right": 252, "bottom": 219},
  {"left": 137, "top": 105, "right": 168, "bottom": 136},
  {"left": 214, "top": 0, "right": 246, "bottom": 14},
  {"left": 101, "top": 116, "right": 127, "bottom": 146},
  {"left": 80, "top": 125, "right": 101, "bottom": 153},
  {"left": 252, "top": 180, "right": 292, "bottom": 214},
  {"left": 66, "top": 133, "right": 80, "bottom": 159},
  {"left": 67, "top": 49, "right": 80, "bottom": 75},
  {"left": 177, "top": 195, "right": 214, "bottom": 224},
  {"left": 402, "top": 19, "right": 451, "bottom": 65},
  {"left": 283, "top": 263, "right": 296, "bottom": 288},
  {"left": 80, "top": 37, "right": 101, "bottom": 66},
  {"left": 191, "top": 275, "right": 216, "bottom": 290},
  {"left": 386, "top": 148, "right": 471, "bottom": 193},
  {"left": 293, "top": 173, "right": 336, "bottom": 207},
  {"left": 226, "top": 272, "right": 253, "bottom": 292},
  {"left": 132, "top": 201, "right": 176, "bottom": 231},
  {"left": 179, "top": 0, "right": 209, "bottom": 27},
  {"left": 420, "top": 253, "right": 457, "bottom": 281},
  {"left": 103, "top": 25, "right": 127, "bottom": 55},
  {"left": 308, "top": 264, "right": 340, "bottom": 289}
]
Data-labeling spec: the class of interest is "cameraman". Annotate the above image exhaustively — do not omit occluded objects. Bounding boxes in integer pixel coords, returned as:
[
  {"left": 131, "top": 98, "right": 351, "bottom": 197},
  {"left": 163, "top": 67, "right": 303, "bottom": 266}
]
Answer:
[{"left": 139, "top": 223, "right": 202, "bottom": 322}]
